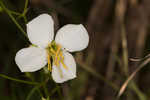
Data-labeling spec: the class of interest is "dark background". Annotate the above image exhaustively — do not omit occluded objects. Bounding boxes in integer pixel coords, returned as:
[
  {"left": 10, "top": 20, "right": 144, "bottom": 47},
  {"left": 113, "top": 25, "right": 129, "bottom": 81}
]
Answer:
[{"left": 0, "top": 0, "right": 150, "bottom": 100}]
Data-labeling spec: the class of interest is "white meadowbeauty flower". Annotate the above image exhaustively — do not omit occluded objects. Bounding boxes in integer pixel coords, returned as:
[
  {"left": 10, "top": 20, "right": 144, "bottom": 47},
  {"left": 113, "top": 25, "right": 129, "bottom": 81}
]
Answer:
[{"left": 15, "top": 14, "right": 89, "bottom": 83}]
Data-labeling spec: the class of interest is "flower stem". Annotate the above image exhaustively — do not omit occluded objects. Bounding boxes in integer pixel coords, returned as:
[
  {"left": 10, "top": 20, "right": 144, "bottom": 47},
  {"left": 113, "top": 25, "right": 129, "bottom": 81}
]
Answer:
[
  {"left": 0, "top": 74, "right": 39, "bottom": 85},
  {"left": 26, "top": 84, "right": 42, "bottom": 100},
  {"left": 0, "top": 1, "right": 28, "bottom": 38},
  {"left": 23, "top": 0, "right": 29, "bottom": 15}
]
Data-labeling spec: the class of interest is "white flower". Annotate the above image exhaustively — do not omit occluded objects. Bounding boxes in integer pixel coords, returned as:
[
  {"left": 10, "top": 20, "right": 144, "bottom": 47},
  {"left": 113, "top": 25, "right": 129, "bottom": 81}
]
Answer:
[{"left": 15, "top": 14, "right": 89, "bottom": 83}]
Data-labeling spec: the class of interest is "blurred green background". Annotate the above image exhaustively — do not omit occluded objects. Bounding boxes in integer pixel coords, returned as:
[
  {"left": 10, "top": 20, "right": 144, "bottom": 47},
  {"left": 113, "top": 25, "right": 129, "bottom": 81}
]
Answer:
[{"left": 1, "top": 0, "right": 150, "bottom": 100}]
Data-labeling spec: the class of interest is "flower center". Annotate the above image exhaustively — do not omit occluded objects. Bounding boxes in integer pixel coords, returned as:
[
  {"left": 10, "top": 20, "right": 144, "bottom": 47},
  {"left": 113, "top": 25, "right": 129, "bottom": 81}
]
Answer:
[{"left": 46, "top": 41, "right": 68, "bottom": 72}]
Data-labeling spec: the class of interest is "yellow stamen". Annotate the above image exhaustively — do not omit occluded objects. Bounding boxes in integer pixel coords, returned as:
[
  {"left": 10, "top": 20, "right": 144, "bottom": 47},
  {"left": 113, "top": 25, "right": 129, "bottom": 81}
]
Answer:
[
  {"left": 58, "top": 51, "right": 68, "bottom": 69},
  {"left": 50, "top": 48, "right": 56, "bottom": 54},
  {"left": 47, "top": 54, "right": 51, "bottom": 71},
  {"left": 55, "top": 45, "right": 61, "bottom": 66},
  {"left": 60, "top": 60, "right": 68, "bottom": 69},
  {"left": 56, "top": 54, "right": 61, "bottom": 66},
  {"left": 60, "top": 52, "right": 64, "bottom": 60},
  {"left": 47, "top": 42, "right": 68, "bottom": 74}
]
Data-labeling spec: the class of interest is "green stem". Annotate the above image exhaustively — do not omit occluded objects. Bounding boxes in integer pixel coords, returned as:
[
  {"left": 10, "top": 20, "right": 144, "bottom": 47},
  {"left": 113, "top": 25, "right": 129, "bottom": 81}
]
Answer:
[
  {"left": 43, "top": 83, "right": 49, "bottom": 98},
  {"left": 119, "top": 23, "right": 147, "bottom": 100},
  {"left": 23, "top": 0, "right": 29, "bottom": 15},
  {"left": 121, "top": 23, "right": 129, "bottom": 75},
  {"left": 22, "top": 0, "right": 29, "bottom": 23},
  {"left": 26, "top": 84, "right": 43, "bottom": 100},
  {"left": 56, "top": 84, "right": 63, "bottom": 100},
  {"left": 0, "top": 1, "right": 28, "bottom": 38},
  {"left": 23, "top": 16, "right": 28, "bottom": 23},
  {"left": 0, "top": 74, "right": 39, "bottom": 85},
  {"left": 77, "top": 60, "right": 119, "bottom": 91},
  {"left": 25, "top": 73, "right": 44, "bottom": 98},
  {"left": 50, "top": 86, "right": 61, "bottom": 97},
  {"left": 130, "top": 82, "right": 147, "bottom": 100},
  {"left": 9, "top": 10, "right": 21, "bottom": 16}
]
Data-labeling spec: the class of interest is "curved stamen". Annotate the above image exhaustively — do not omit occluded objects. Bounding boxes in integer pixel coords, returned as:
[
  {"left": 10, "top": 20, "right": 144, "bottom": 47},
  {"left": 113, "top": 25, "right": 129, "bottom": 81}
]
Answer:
[
  {"left": 47, "top": 50, "right": 52, "bottom": 71},
  {"left": 54, "top": 45, "right": 61, "bottom": 66},
  {"left": 61, "top": 60, "right": 68, "bottom": 69},
  {"left": 47, "top": 42, "right": 68, "bottom": 73}
]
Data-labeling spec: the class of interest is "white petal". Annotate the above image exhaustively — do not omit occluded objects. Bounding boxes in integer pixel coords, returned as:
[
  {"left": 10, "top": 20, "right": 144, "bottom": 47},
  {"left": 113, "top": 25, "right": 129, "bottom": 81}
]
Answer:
[
  {"left": 52, "top": 51, "right": 76, "bottom": 83},
  {"left": 15, "top": 46, "right": 47, "bottom": 72},
  {"left": 55, "top": 24, "right": 89, "bottom": 52},
  {"left": 27, "top": 14, "right": 54, "bottom": 48}
]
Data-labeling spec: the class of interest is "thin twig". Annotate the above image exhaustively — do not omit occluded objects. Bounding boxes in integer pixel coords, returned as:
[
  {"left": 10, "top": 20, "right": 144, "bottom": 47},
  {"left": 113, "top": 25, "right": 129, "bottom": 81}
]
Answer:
[
  {"left": 118, "top": 58, "right": 150, "bottom": 97},
  {"left": 0, "top": 1, "right": 28, "bottom": 38}
]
